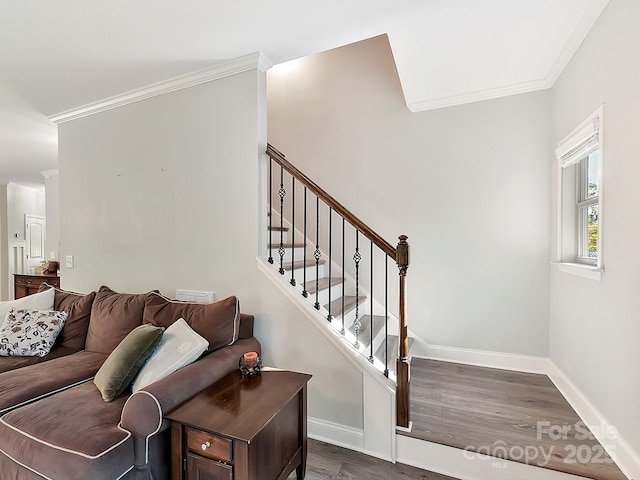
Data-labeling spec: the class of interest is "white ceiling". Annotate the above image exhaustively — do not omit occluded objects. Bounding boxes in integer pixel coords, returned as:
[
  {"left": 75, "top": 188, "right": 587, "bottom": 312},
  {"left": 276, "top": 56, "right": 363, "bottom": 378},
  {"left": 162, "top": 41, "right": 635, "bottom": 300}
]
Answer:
[{"left": 0, "top": 0, "right": 609, "bottom": 185}]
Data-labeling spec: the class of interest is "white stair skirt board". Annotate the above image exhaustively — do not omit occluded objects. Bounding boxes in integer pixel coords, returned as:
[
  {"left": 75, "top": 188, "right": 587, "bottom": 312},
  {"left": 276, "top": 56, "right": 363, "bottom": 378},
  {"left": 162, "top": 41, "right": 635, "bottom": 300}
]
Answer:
[
  {"left": 396, "top": 435, "right": 591, "bottom": 480},
  {"left": 421, "top": 344, "right": 550, "bottom": 374},
  {"left": 548, "top": 362, "right": 640, "bottom": 480}
]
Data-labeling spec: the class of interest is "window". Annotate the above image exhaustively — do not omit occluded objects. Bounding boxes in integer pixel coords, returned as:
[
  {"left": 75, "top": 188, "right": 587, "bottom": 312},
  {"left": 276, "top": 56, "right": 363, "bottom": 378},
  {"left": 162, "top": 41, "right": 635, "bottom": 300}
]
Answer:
[
  {"left": 576, "top": 150, "right": 599, "bottom": 264},
  {"left": 555, "top": 106, "right": 603, "bottom": 277}
]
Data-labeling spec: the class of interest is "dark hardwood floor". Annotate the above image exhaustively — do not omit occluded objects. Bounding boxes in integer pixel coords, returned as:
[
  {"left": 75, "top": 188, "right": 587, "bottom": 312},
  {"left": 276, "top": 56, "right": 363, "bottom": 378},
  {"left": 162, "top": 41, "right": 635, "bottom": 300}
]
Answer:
[
  {"left": 288, "top": 439, "right": 458, "bottom": 480},
  {"left": 400, "top": 358, "right": 627, "bottom": 480}
]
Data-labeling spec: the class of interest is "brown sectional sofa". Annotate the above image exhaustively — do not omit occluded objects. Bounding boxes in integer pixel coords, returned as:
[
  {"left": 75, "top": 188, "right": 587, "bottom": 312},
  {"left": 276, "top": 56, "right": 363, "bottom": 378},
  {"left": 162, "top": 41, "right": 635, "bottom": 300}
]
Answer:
[
  {"left": 0, "top": 285, "right": 260, "bottom": 480},
  {"left": 0, "top": 288, "right": 95, "bottom": 373}
]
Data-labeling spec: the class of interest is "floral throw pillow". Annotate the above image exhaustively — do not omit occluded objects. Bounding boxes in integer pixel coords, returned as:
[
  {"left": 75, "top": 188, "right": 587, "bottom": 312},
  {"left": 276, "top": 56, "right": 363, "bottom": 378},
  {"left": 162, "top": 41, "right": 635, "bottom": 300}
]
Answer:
[{"left": 0, "top": 309, "right": 68, "bottom": 357}]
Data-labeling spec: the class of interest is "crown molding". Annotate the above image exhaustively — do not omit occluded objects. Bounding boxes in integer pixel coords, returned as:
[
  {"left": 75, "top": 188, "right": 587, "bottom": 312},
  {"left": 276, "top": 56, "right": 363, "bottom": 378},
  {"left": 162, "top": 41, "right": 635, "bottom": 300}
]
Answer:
[
  {"left": 50, "top": 52, "right": 273, "bottom": 124},
  {"left": 545, "top": 0, "right": 610, "bottom": 85},
  {"left": 407, "top": 0, "right": 609, "bottom": 113},
  {"left": 41, "top": 169, "right": 59, "bottom": 179},
  {"left": 407, "top": 78, "right": 551, "bottom": 113}
]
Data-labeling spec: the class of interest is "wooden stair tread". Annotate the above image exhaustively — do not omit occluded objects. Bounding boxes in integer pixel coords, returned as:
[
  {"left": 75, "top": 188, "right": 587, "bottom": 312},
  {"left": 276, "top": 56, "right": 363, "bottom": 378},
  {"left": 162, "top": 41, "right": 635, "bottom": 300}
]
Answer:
[
  {"left": 267, "top": 242, "right": 305, "bottom": 249},
  {"left": 347, "top": 315, "right": 386, "bottom": 350},
  {"left": 324, "top": 295, "right": 365, "bottom": 317},
  {"left": 375, "top": 335, "right": 414, "bottom": 366},
  {"left": 283, "top": 259, "right": 326, "bottom": 270},
  {"left": 267, "top": 225, "right": 289, "bottom": 232},
  {"left": 304, "top": 277, "right": 344, "bottom": 294}
]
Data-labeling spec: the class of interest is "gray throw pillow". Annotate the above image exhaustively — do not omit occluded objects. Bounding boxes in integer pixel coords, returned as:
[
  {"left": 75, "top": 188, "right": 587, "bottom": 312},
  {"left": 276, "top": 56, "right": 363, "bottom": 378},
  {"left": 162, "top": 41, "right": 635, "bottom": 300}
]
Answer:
[{"left": 94, "top": 324, "right": 164, "bottom": 402}]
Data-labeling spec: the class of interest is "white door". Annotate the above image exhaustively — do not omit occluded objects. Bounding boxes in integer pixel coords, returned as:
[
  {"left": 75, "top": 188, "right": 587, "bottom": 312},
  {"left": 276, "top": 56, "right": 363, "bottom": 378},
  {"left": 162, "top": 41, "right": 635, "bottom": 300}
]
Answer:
[{"left": 25, "top": 215, "right": 46, "bottom": 273}]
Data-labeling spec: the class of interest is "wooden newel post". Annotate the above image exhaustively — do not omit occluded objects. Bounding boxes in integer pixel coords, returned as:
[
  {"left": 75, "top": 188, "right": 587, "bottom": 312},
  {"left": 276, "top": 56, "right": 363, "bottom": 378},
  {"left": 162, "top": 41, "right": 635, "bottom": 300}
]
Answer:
[{"left": 396, "top": 235, "right": 410, "bottom": 428}]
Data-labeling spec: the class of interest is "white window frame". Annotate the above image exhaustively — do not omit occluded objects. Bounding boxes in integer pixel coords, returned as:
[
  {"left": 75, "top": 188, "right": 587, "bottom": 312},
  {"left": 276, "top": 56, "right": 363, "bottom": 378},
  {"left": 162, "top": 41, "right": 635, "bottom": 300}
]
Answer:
[{"left": 554, "top": 105, "right": 604, "bottom": 280}]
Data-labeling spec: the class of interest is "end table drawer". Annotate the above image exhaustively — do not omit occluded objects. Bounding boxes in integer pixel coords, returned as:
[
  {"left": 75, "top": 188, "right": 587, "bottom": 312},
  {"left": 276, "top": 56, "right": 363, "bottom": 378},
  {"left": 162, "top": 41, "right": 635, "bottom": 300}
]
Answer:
[{"left": 186, "top": 428, "right": 231, "bottom": 462}]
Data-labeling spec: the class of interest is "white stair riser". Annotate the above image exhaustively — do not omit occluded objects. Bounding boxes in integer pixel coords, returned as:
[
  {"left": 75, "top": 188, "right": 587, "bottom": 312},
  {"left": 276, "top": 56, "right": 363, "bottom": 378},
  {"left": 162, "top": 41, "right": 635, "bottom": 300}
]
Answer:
[
  {"left": 290, "top": 263, "right": 326, "bottom": 282},
  {"left": 309, "top": 282, "right": 344, "bottom": 306},
  {"left": 267, "top": 246, "right": 306, "bottom": 264},
  {"left": 268, "top": 229, "right": 289, "bottom": 244}
]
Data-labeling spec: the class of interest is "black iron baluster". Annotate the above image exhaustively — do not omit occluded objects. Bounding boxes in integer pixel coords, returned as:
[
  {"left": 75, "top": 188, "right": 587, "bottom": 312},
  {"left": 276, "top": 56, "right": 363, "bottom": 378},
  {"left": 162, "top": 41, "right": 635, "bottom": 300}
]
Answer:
[
  {"left": 290, "top": 177, "right": 296, "bottom": 286},
  {"left": 353, "top": 230, "right": 361, "bottom": 349},
  {"left": 302, "top": 187, "right": 308, "bottom": 298},
  {"left": 268, "top": 158, "right": 273, "bottom": 264},
  {"left": 384, "top": 256, "right": 389, "bottom": 378},
  {"left": 369, "top": 240, "right": 374, "bottom": 363},
  {"left": 341, "top": 217, "right": 345, "bottom": 335},
  {"left": 327, "top": 208, "right": 333, "bottom": 322},
  {"left": 314, "top": 197, "right": 321, "bottom": 310},
  {"left": 278, "top": 166, "right": 285, "bottom": 275}
]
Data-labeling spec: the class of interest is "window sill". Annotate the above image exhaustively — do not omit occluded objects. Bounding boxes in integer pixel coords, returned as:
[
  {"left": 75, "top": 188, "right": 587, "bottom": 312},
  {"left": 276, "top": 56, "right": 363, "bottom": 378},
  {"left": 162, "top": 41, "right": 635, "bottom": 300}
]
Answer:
[{"left": 551, "top": 261, "right": 603, "bottom": 281}]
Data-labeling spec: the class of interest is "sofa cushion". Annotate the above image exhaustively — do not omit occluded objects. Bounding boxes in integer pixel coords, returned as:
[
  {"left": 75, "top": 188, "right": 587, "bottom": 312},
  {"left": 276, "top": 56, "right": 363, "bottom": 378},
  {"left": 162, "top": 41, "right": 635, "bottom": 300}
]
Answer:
[
  {"left": 0, "top": 350, "right": 108, "bottom": 415},
  {"left": 143, "top": 292, "right": 239, "bottom": 353},
  {"left": 0, "top": 345, "right": 79, "bottom": 373},
  {"left": 132, "top": 318, "right": 208, "bottom": 392},
  {"left": 94, "top": 324, "right": 164, "bottom": 402},
  {"left": 0, "top": 288, "right": 54, "bottom": 328},
  {"left": 85, "top": 286, "right": 151, "bottom": 354},
  {"left": 0, "top": 381, "right": 134, "bottom": 480},
  {"left": 39, "top": 283, "right": 97, "bottom": 350},
  {"left": 0, "top": 309, "right": 68, "bottom": 357}
]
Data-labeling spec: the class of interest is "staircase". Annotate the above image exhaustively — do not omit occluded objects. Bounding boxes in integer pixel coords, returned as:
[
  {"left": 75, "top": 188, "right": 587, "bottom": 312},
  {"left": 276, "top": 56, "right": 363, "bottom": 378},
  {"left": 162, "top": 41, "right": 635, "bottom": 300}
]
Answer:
[
  {"left": 267, "top": 224, "right": 413, "bottom": 379},
  {"left": 262, "top": 144, "right": 412, "bottom": 429}
]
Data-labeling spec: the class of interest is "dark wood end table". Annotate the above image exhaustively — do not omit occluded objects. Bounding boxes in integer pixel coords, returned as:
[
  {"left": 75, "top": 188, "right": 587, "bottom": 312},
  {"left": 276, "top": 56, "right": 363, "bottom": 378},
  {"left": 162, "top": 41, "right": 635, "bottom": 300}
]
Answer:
[{"left": 165, "top": 369, "right": 312, "bottom": 480}]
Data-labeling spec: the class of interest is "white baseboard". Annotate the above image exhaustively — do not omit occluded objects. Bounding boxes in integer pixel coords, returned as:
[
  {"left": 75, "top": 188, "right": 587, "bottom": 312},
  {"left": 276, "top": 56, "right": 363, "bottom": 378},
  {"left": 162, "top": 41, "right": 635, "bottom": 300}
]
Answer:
[
  {"left": 396, "top": 435, "right": 588, "bottom": 480},
  {"left": 308, "top": 417, "right": 364, "bottom": 453},
  {"left": 548, "top": 362, "right": 640, "bottom": 480},
  {"left": 419, "top": 344, "right": 550, "bottom": 374}
]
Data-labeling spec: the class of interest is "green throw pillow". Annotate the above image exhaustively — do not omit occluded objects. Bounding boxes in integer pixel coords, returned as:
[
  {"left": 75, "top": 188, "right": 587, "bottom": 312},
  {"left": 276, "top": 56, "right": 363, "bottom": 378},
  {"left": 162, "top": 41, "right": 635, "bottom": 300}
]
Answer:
[{"left": 94, "top": 324, "right": 164, "bottom": 402}]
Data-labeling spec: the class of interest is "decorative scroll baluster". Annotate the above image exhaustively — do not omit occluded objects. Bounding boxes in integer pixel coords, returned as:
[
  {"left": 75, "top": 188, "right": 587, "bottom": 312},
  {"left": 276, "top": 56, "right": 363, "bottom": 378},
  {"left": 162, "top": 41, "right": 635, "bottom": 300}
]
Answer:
[
  {"left": 278, "top": 166, "right": 285, "bottom": 275},
  {"left": 314, "top": 197, "right": 321, "bottom": 310},
  {"left": 341, "top": 217, "right": 345, "bottom": 335},
  {"left": 268, "top": 158, "right": 273, "bottom": 264},
  {"left": 384, "top": 257, "right": 389, "bottom": 378},
  {"left": 302, "top": 187, "right": 308, "bottom": 298},
  {"left": 369, "top": 240, "right": 374, "bottom": 363},
  {"left": 396, "top": 235, "right": 410, "bottom": 428},
  {"left": 353, "top": 230, "right": 361, "bottom": 349},
  {"left": 290, "top": 177, "right": 296, "bottom": 286},
  {"left": 327, "top": 208, "right": 333, "bottom": 322}
]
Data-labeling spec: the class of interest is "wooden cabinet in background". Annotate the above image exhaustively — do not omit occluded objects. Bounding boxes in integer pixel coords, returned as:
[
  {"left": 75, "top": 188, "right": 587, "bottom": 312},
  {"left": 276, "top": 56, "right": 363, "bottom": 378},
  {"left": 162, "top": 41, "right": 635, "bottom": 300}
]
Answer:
[{"left": 14, "top": 274, "right": 60, "bottom": 299}]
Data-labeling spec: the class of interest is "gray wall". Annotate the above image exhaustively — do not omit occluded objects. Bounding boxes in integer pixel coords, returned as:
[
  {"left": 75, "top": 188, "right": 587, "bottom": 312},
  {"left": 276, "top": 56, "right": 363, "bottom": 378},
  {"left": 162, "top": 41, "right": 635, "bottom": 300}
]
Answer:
[
  {"left": 44, "top": 173, "right": 60, "bottom": 261},
  {"left": 57, "top": 67, "right": 365, "bottom": 431},
  {"left": 0, "top": 183, "right": 7, "bottom": 300},
  {"left": 6, "top": 183, "right": 45, "bottom": 242},
  {"left": 268, "top": 35, "right": 551, "bottom": 357},
  {"left": 550, "top": 0, "right": 640, "bottom": 455}
]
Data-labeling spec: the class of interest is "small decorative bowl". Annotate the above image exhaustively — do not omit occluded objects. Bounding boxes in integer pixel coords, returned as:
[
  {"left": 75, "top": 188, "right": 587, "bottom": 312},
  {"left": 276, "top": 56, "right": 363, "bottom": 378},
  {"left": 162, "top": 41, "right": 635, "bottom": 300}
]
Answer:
[{"left": 239, "top": 351, "right": 262, "bottom": 377}]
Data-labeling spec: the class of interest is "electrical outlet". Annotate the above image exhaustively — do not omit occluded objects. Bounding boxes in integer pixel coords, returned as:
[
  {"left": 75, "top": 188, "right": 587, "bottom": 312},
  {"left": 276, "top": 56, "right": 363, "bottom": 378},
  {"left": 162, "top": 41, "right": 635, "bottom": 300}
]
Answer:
[{"left": 65, "top": 255, "right": 74, "bottom": 268}]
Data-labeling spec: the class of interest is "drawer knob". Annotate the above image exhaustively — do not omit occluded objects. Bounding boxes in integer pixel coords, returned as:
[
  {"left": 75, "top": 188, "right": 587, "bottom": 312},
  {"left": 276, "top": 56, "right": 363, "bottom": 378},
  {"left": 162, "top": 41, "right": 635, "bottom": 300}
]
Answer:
[{"left": 201, "top": 441, "right": 211, "bottom": 451}]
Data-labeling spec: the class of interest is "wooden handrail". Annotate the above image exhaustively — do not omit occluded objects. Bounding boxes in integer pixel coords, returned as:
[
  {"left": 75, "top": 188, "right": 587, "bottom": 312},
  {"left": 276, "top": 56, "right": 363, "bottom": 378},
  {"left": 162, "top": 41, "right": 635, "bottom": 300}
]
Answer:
[{"left": 266, "top": 144, "right": 396, "bottom": 259}]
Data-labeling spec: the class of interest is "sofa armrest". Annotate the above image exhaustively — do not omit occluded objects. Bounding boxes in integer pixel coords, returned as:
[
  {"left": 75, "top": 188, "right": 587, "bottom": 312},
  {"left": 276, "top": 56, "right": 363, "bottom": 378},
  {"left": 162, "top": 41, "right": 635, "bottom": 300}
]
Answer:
[{"left": 120, "top": 337, "right": 260, "bottom": 439}]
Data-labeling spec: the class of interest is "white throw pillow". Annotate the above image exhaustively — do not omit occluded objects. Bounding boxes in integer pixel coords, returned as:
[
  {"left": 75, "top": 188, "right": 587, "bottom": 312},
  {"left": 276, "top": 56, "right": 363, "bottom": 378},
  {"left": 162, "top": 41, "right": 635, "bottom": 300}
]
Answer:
[
  {"left": 0, "top": 308, "right": 68, "bottom": 357},
  {"left": 0, "top": 288, "right": 55, "bottom": 328},
  {"left": 131, "top": 318, "right": 208, "bottom": 392}
]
